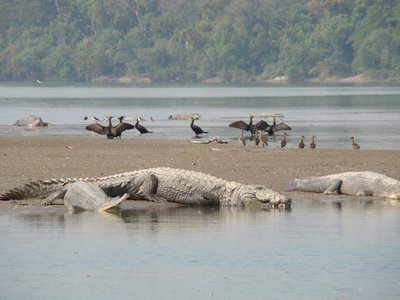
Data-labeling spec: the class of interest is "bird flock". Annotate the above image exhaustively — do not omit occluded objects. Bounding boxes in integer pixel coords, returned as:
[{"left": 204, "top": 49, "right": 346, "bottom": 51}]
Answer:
[{"left": 84, "top": 114, "right": 361, "bottom": 150}]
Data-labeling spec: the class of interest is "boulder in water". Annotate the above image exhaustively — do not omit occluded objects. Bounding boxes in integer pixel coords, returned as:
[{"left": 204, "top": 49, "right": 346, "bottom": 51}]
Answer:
[{"left": 13, "top": 115, "right": 49, "bottom": 127}]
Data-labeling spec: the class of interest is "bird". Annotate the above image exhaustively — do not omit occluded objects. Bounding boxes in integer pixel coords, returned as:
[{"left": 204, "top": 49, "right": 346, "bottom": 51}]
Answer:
[
  {"left": 85, "top": 116, "right": 109, "bottom": 137},
  {"left": 254, "top": 132, "right": 260, "bottom": 147},
  {"left": 103, "top": 116, "right": 119, "bottom": 139},
  {"left": 85, "top": 116, "right": 115, "bottom": 139},
  {"left": 239, "top": 131, "right": 246, "bottom": 146},
  {"left": 251, "top": 119, "right": 269, "bottom": 132},
  {"left": 84, "top": 116, "right": 102, "bottom": 121},
  {"left": 266, "top": 117, "right": 279, "bottom": 136},
  {"left": 85, "top": 116, "right": 134, "bottom": 139},
  {"left": 275, "top": 122, "right": 292, "bottom": 132},
  {"left": 269, "top": 117, "right": 292, "bottom": 136},
  {"left": 310, "top": 136, "right": 316, "bottom": 149},
  {"left": 351, "top": 136, "right": 360, "bottom": 150},
  {"left": 258, "top": 130, "right": 268, "bottom": 148},
  {"left": 135, "top": 118, "right": 152, "bottom": 135},
  {"left": 280, "top": 133, "right": 288, "bottom": 149},
  {"left": 250, "top": 120, "right": 271, "bottom": 138},
  {"left": 114, "top": 116, "right": 135, "bottom": 139},
  {"left": 229, "top": 115, "right": 254, "bottom": 132},
  {"left": 298, "top": 136, "right": 305, "bottom": 149},
  {"left": 190, "top": 117, "right": 208, "bottom": 138}
]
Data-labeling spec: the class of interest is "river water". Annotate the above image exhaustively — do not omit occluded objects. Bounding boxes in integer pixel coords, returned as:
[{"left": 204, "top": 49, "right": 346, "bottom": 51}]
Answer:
[
  {"left": 0, "top": 85, "right": 400, "bottom": 299},
  {"left": 0, "top": 199, "right": 399, "bottom": 300},
  {"left": 0, "top": 85, "right": 400, "bottom": 149}
]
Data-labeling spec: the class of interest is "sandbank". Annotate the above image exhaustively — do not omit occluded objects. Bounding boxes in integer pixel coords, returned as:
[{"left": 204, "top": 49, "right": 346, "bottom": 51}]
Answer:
[{"left": 1, "top": 136, "right": 399, "bottom": 210}]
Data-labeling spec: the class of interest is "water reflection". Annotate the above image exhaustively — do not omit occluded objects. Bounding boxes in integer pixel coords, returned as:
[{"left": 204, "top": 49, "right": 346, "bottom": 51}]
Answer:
[
  {"left": 119, "top": 205, "right": 221, "bottom": 224},
  {"left": 14, "top": 210, "right": 66, "bottom": 226},
  {"left": 10, "top": 196, "right": 398, "bottom": 225}
]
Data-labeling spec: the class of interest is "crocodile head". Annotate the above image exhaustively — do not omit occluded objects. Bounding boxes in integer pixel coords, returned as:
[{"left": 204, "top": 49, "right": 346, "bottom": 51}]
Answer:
[{"left": 239, "top": 185, "right": 291, "bottom": 208}]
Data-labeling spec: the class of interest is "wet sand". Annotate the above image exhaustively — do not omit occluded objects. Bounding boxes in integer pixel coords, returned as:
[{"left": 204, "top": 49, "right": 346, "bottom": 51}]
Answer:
[{"left": 1, "top": 136, "right": 399, "bottom": 210}]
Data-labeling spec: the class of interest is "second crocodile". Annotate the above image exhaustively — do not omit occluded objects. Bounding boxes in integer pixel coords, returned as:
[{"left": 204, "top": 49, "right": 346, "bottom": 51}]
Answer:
[{"left": 285, "top": 171, "right": 400, "bottom": 199}]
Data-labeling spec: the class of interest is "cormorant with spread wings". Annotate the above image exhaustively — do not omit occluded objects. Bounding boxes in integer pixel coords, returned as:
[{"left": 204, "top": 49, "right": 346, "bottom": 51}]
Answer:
[
  {"left": 85, "top": 116, "right": 134, "bottom": 139},
  {"left": 229, "top": 115, "right": 254, "bottom": 132}
]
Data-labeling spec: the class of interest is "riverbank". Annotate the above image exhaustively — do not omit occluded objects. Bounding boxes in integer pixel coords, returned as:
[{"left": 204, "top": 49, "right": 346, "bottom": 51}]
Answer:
[
  {"left": 91, "top": 73, "right": 400, "bottom": 84},
  {"left": 1, "top": 136, "right": 399, "bottom": 209}
]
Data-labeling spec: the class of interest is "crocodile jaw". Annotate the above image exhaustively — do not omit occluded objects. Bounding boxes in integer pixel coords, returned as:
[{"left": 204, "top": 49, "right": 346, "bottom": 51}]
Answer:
[{"left": 239, "top": 185, "right": 291, "bottom": 207}]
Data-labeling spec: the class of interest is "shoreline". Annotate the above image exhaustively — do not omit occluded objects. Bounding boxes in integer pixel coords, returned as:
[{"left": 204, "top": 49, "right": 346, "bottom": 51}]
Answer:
[
  {"left": 90, "top": 73, "right": 400, "bottom": 84},
  {"left": 1, "top": 136, "right": 399, "bottom": 210}
]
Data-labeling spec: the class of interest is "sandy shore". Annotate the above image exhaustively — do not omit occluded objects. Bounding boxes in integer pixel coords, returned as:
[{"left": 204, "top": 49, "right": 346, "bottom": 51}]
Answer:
[{"left": 1, "top": 136, "right": 399, "bottom": 210}]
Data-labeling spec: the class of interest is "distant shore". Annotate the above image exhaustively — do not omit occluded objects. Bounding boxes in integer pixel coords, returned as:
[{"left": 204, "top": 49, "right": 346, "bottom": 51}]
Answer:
[
  {"left": 90, "top": 73, "right": 400, "bottom": 84},
  {"left": 1, "top": 136, "right": 399, "bottom": 210}
]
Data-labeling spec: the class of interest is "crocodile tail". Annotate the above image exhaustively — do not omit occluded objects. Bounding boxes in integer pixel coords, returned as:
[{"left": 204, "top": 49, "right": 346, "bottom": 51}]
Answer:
[{"left": 0, "top": 180, "right": 63, "bottom": 200}]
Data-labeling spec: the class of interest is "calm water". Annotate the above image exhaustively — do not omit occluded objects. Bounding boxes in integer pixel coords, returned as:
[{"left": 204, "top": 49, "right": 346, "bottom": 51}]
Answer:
[
  {"left": 0, "top": 85, "right": 400, "bottom": 149},
  {"left": 1, "top": 198, "right": 399, "bottom": 300}
]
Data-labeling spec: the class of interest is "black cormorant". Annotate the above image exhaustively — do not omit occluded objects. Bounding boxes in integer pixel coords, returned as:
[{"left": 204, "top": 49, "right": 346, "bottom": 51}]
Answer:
[
  {"left": 229, "top": 116, "right": 254, "bottom": 132},
  {"left": 135, "top": 118, "right": 152, "bottom": 135},
  {"left": 85, "top": 116, "right": 134, "bottom": 139},
  {"left": 114, "top": 116, "right": 135, "bottom": 139},
  {"left": 190, "top": 118, "right": 208, "bottom": 137}
]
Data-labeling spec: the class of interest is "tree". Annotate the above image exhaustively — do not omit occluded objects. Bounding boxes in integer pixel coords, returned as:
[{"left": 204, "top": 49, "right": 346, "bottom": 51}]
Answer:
[
  {"left": 308, "top": 14, "right": 354, "bottom": 78},
  {"left": 351, "top": 0, "right": 400, "bottom": 77},
  {"left": 0, "top": 0, "right": 399, "bottom": 82}
]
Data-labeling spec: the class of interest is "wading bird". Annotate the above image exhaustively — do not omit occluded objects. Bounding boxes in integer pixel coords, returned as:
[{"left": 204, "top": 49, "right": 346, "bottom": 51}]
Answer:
[
  {"left": 351, "top": 136, "right": 360, "bottom": 150},
  {"left": 281, "top": 133, "right": 288, "bottom": 149},
  {"left": 310, "top": 136, "right": 316, "bottom": 149},
  {"left": 239, "top": 131, "right": 246, "bottom": 146},
  {"left": 298, "top": 136, "right": 305, "bottom": 149}
]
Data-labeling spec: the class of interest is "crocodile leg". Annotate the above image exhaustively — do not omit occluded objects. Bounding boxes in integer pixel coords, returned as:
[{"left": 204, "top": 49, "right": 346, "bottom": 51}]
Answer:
[
  {"left": 194, "top": 191, "right": 220, "bottom": 206},
  {"left": 139, "top": 173, "right": 168, "bottom": 203},
  {"left": 323, "top": 179, "right": 342, "bottom": 195},
  {"left": 41, "top": 188, "right": 68, "bottom": 205}
]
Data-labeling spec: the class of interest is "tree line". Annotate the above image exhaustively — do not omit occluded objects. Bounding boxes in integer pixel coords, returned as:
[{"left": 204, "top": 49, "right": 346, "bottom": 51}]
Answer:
[{"left": 0, "top": 0, "right": 399, "bottom": 83}]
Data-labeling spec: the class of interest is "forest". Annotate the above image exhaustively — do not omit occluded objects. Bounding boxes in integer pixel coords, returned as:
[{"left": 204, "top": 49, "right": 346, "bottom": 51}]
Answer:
[{"left": 0, "top": 0, "right": 399, "bottom": 83}]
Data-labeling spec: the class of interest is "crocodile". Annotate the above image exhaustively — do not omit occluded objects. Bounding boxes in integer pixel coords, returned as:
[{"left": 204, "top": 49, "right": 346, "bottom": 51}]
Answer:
[
  {"left": 0, "top": 167, "right": 291, "bottom": 208},
  {"left": 63, "top": 181, "right": 129, "bottom": 211},
  {"left": 285, "top": 171, "right": 400, "bottom": 199}
]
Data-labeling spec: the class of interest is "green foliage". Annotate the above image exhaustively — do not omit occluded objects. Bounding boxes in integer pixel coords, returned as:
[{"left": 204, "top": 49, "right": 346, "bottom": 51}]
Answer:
[
  {"left": 0, "top": 0, "right": 399, "bottom": 82},
  {"left": 308, "top": 14, "right": 354, "bottom": 78},
  {"left": 351, "top": 0, "right": 400, "bottom": 77}
]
